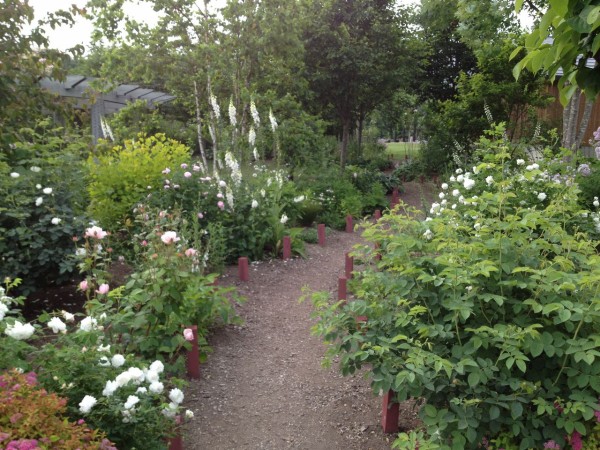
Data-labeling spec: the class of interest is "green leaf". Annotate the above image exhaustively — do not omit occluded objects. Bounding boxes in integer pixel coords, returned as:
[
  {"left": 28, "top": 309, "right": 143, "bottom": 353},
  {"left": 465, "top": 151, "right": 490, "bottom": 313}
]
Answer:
[
  {"left": 511, "top": 402, "right": 523, "bottom": 420},
  {"left": 468, "top": 372, "right": 480, "bottom": 387},
  {"left": 516, "top": 359, "right": 527, "bottom": 373},
  {"left": 489, "top": 405, "right": 500, "bottom": 420},
  {"left": 530, "top": 340, "right": 544, "bottom": 357}
]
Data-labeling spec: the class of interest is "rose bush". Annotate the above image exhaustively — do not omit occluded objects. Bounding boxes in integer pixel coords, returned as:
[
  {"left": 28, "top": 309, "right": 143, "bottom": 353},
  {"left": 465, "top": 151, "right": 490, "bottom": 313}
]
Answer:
[{"left": 309, "top": 125, "right": 600, "bottom": 449}]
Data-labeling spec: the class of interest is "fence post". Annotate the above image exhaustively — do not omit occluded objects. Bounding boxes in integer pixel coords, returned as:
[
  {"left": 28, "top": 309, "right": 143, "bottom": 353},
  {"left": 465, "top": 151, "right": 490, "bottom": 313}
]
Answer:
[
  {"left": 318, "top": 224, "right": 326, "bottom": 246},
  {"left": 345, "top": 215, "right": 353, "bottom": 233},
  {"left": 338, "top": 276, "right": 347, "bottom": 301},
  {"left": 345, "top": 252, "right": 353, "bottom": 279},
  {"left": 282, "top": 236, "right": 291, "bottom": 260},
  {"left": 381, "top": 390, "right": 400, "bottom": 433},
  {"left": 238, "top": 257, "right": 249, "bottom": 281},
  {"left": 185, "top": 325, "right": 200, "bottom": 379}
]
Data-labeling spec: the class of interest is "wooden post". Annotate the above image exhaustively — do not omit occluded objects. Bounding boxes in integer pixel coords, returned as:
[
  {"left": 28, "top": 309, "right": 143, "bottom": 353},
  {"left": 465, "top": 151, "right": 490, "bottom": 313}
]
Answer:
[
  {"left": 338, "top": 277, "right": 347, "bottom": 301},
  {"left": 238, "top": 257, "right": 249, "bottom": 281},
  {"left": 282, "top": 236, "right": 291, "bottom": 260},
  {"left": 374, "top": 209, "right": 382, "bottom": 221},
  {"left": 345, "top": 215, "right": 353, "bottom": 233},
  {"left": 381, "top": 390, "right": 399, "bottom": 433},
  {"left": 318, "top": 224, "right": 326, "bottom": 246},
  {"left": 345, "top": 252, "right": 353, "bottom": 279},
  {"left": 185, "top": 325, "right": 200, "bottom": 379},
  {"left": 167, "top": 415, "right": 183, "bottom": 450}
]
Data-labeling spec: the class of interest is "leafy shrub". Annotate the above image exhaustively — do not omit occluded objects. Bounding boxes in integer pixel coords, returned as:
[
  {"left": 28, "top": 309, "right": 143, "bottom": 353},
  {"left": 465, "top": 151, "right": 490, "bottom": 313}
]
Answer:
[
  {"left": 148, "top": 154, "right": 304, "bottom": 262},
  {"left": 87, "top": 133, "right": 190, "bottom": 232},
  {"left": 309, "top": 126, "right": 600, "bottom": 449},
  {"left": 0, "top": 369, "right": 115, "bottom": 449},
  {"left": 1, "top": 283, "right": 191, "bottom": 450},
  {"left": 392, "top": 158, "right": 425, "bottom": 182},
  {"left": 0, "top": 122, "right": 90, "bottom": 294},
  {"left": 76, "top": 214, "right": 242, "bottom": 359},
  {"left": 295, "top": 166, "right": 367, "bottom": 229}
]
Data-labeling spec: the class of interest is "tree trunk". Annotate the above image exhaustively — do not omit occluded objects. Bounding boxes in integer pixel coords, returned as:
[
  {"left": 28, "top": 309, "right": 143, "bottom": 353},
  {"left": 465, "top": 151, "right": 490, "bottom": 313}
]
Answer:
[
  {"left": 193, "top": 80, "right": 209, "bottom": 171},
  {"left": 357, "top": 113, "right": 364, "bottom": 152},
  {"left": 340, "top": 117, "right": 350, "bottom": 170},
  {"left": 575, "top": 95, "right": 594, "bottom": 151},
  {"left": 563, "top": 90, "right": 581, "bottom": 149}
]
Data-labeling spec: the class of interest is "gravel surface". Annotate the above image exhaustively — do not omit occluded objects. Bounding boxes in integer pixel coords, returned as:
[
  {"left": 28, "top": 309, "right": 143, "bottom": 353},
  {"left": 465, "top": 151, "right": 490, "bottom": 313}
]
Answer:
[{"left": 182, "top": 182, "right": 436, "bottom": 450}]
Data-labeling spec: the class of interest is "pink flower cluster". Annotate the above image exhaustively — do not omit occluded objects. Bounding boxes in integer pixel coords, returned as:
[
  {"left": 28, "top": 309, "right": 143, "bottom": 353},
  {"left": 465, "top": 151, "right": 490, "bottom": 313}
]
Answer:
[{"left": 84, "top": 226, "right": 108, "bottom": 239}]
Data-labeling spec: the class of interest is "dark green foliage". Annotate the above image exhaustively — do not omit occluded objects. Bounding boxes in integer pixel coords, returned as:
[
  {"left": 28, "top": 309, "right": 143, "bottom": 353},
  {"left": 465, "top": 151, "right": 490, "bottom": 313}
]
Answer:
[{"left": 0, "top": 123, "right": 91, "bottom": 294}]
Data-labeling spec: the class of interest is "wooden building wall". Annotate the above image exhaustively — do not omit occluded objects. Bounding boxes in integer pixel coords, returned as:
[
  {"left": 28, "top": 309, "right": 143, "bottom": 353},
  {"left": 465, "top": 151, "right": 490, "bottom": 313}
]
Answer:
[{"left": 538, "top": 84, "right": 600, "bottom": 148}]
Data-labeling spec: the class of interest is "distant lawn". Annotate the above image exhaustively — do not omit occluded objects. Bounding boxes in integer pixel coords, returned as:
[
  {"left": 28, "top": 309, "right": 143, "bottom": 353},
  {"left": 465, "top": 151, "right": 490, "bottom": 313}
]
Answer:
[{"left": 385, "top": 142, "right": 421, "bottom": 159}]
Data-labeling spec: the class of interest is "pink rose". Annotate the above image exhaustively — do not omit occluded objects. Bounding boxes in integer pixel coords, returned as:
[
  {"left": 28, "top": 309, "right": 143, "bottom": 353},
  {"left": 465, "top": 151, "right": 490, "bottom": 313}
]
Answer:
[
  {"left": 79, "top": 280, "right": 88, "bottom": 291},
  {"left": 141, "top": 240, "right": 148, "bottom": 246},
  {"left": 96, "top": 283, "right": 109, "bottom": 295},
  {"left": 184, "top": 172, "right": 192, "bottom": 178},
  {"left": 161, "top": 231, "right": 180, "bottom": 244},
  {"left": 185, "top": 248, "right": 197, "bottom": 257},
  {"left": 197, "top": 212, "right": 204, "bottom": 219},
  {"left": 84, "top": 226, "right": 107, "bottom": 239},
  {"left": 217, "top": 201, "right": 225, "bottom": 210},
  {"left": 183, "top": 328, "right": 194, "bottom": 341},
  {"left": 216, "top": 193, "right": 224, "bottom": 199},
  {"left": 162, "top": 167, "right": 171, "bottom": 174},
  {"left": 181, "top": 163, "right": 188, "bottom": 169}
]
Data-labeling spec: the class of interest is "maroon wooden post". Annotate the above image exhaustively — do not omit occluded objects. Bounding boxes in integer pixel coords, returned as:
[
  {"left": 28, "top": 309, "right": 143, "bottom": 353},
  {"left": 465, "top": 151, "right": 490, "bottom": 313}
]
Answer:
[
  {"left": 168, "top": 416, "right": 183, "bottom": 450},
  {"left": 168, "top": 434, "right": 183, "bottom": 450},
  {"left": 374, "top": 209, "right": 382, "bottom": 221},
  {"left": 419, "top": 175, "right": 425, "bottom": 184},
  {"left": 282, "top": 236, "right": 292, "bottom": 260},
  {"left": 345, "top": 215, "right": 353, "bottom": 233},
  {"left": 392, "top": 188, "right": 399, "bottom": 204},
  {"left": 338, "top": 276, "right": 347, "bottom": 301},
  {"left": 185, "top": 325, "right": 200, "bottom": 379},
  {"left": 381, "top": 390, "right": 400, "bottom": 433},
  {"left": 238, "top": 256, "right": 249, "bottom": 281},
  {"left": 345, "top": 252, "right": 353, "bottom": 279},
  {"left": 317, "top": 224, "right": 326, "bottom": 246}
]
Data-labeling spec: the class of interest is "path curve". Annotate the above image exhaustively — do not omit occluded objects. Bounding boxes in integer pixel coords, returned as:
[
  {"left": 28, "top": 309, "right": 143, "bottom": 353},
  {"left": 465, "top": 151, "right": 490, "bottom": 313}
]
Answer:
[{"left": 182, "top": 230, "right": 398, "bottom": 450}]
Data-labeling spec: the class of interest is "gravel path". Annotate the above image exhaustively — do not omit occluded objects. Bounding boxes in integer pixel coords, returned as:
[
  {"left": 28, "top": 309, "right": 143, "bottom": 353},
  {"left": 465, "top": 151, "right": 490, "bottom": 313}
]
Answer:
[{"left": 182, "top": 182, "right": 436, "bottom": 450}]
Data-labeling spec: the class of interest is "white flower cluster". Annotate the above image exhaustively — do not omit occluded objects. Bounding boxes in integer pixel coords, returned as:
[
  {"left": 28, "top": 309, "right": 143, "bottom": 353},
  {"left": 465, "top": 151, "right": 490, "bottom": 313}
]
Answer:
[
  {"left": 248, "top": 126, "right": 256, "bottom": 147},
  {"left": 224, "top": 151, "right": 242, "bottom": 187},
  {"left": 210, "top": 94, "right": 220, "bottom": 119},
  {"left": 163, "top": 387, "right": 185, "bottom": 418},
  {"left": 250, "top": 100, "right": 260, "bottom": 126},
  {"left": 228, "top": 99, "right": 237, "bottom": 127},
  {"left": 269, "top": 109, "right": 278, "bottom": 132},
  {"left": 4, "top": 320, "right": 35, "bottom": 340}
]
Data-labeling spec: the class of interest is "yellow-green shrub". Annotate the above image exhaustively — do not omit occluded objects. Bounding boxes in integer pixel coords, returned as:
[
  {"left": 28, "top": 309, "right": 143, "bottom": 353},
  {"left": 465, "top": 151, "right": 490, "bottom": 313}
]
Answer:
[{"left": 87, "top": 134, "right": 189, "bottom": 230}]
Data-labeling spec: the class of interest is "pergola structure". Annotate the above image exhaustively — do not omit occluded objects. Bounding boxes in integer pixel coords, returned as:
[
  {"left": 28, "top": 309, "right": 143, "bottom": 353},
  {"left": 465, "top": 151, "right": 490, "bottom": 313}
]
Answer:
[{"left": 40, "top": 75, "right": 175, "bottom": 143}]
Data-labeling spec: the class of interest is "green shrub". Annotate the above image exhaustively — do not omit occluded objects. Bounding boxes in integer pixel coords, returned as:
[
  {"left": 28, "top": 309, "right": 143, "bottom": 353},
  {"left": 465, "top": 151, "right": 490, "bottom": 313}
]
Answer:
[
  {"left": 392, "top": 158, "right": 425, "bottom": 182},
  {"left": 309, "top": 125, "right": 600, "bottom": 449},
  {"left": 0, "top": 123, "right": 90, "bottom": 294},
  {"left": 87, "top": 133, "right": 190, "bottom": 231}
]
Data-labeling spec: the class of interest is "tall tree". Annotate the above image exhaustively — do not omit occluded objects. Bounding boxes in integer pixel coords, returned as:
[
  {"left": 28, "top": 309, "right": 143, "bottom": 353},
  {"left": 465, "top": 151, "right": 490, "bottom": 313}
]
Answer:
[
  {"left": 416, "top": 0, "right": 478, "bottom": 102},
  {"left": 303, "top": 0, "right": 410, "bottom": 169},
  {"left": 0, "top": 0, "right": 83, "bottom": 144}
]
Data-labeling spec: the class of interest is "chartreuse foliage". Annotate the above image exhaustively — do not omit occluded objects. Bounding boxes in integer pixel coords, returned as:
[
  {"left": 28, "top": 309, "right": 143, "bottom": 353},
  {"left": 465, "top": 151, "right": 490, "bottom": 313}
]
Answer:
[
  {"left": 87, "top": 134, "right": 189, "bottom": 231},
  {"left": 309, "top": 126, "right": 600, "bottom": 449}
]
